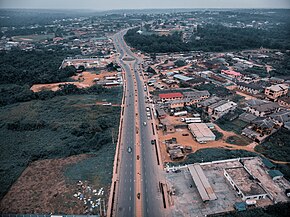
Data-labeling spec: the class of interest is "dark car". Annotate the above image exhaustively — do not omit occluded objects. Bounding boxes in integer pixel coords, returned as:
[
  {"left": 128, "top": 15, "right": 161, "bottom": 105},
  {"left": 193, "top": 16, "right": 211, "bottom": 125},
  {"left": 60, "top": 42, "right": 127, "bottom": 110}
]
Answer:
[
  {"left": 182, "top": 133, "right": 189, "bottom": 136},
  {"left": 151, "top": 140, "right": 155, "bottom": 145}
]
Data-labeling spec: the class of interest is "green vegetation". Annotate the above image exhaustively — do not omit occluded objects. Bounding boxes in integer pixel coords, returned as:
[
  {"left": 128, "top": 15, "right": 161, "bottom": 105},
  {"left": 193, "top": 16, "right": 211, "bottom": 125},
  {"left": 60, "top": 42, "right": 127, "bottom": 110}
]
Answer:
[
  {"left": 226, "top": 136, "right": 252, "bottom": 146},
  {"left": 0, "top": 84, "right": 122, "bottom": 106},
  {"left": 0, "top": 90, "right": 121, "bottom": 199},
  {"left": 0, "top": 48, "right": 80, "bottom": 86},
  {"left": 12, "top": 33, "right": 55, "bottom": 42},
  {"left": 125, "top": 23, "right": 290, "bottom": 53},
  {"left": 169, "top": 148, "right": 258, "bottom": 166},
  {"left": 244, "top": 66, "right": 268, "bottom": 78},
  {"left": 216, "top": 118, "right": 248, "bottom": 134},
  {"left": 195, "top": 83, "right": 234, "bottom": 98},
  {"left": 255, "top": 128, "right": 290, "bottom": 162},
  {"left": 212, "top": 130, "right": 223, "bottom": 141},
  {"left": 125, "top": 29, "right": 187, "bottom": 53}
]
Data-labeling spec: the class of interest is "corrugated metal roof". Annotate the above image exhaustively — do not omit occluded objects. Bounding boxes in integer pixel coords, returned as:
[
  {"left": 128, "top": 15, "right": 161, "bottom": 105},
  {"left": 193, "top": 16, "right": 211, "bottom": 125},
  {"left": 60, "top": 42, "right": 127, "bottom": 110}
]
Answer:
[
  {"left": 159, "top": 92, "right": 183, "bottom": 99},
  {"left": 188, "top": 164, "right": 217, "bottom": 201},
  {"left": 188, "top": 123, "right": 216, "bottom": 142},
  {"left": 173, "top": 74, "right": 193, "bottom": 81}
]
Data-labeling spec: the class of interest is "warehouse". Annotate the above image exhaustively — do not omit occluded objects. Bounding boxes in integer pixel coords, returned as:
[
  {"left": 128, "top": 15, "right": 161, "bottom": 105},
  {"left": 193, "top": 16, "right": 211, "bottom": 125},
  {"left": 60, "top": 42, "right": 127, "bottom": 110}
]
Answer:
[
  {"left": 188, "top": 123, "right": 216, "bottom": 143},
  {"left": 224, "top": 167, "right": 268, "bottom": 201},
  {"left": 188, "top": 164, "right": 217, "bottom": 201}
]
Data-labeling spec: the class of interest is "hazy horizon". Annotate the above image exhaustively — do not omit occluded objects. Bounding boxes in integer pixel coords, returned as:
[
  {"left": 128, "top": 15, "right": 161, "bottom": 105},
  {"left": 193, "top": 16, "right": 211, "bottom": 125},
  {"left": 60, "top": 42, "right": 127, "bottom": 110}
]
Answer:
[{"left": 0, "top": 0, "right": 290, "bottom": 10}]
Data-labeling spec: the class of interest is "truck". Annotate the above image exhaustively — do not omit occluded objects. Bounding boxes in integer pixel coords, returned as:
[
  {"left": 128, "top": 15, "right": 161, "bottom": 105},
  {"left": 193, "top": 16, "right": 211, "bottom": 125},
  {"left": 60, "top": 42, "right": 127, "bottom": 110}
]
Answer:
[
  {"left": 186, "top": 119, "right": 202, "bottom": 124},
  {"left": 174, "top": 111, "right": 187, "bottom": 117},
  {"left": 181, "top": 117, "right": 201, "bottom": 122}
]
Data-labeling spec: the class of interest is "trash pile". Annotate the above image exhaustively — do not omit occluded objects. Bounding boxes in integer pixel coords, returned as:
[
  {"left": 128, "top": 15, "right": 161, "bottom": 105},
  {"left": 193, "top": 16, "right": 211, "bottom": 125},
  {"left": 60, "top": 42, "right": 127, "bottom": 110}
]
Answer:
[{"left": 73, "top": 180, "right": 106, "bottom": 215}]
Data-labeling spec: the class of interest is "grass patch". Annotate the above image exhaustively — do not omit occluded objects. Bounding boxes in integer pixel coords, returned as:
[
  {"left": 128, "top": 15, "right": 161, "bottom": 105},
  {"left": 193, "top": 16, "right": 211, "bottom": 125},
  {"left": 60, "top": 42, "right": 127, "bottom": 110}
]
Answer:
[
  {"left": 169, "top": 148, "right": 258, "bottom": 166},
  {"left": 12, "top": 33, "right": 55, "bottom": 42},
  {"left": 212, "top": 130, "right": 223, "bottom": 140},
  {"left": 0, "top": 92, "right": 121, "bottom": 200},
  {"left": 226, "top": 135, "right": 252, "bottom": 146},
  {"left": 255, "top": 128, "right": 290, "bottom": 162},
  {"left": 216, "top": 118, "right": 248, "bottom": 134}
]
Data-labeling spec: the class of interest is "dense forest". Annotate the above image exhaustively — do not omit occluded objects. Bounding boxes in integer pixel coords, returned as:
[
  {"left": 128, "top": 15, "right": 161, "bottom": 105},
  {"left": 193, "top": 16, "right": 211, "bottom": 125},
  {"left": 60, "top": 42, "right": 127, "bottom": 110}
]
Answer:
[
  {"left": 124, "top": 23, "right": 290, "bottom": 53},
  {"left": 0, "top": 48, "right": 80, "bottom": 86}
]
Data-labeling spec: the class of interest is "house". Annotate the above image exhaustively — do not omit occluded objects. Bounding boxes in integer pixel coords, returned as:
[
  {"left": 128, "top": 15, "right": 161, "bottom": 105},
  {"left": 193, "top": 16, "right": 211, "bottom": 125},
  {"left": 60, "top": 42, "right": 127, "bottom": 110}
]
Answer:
[
  {"left": 265, "top": 84, "right": 288, "bottom": 101},
  {"left": 278, "top": 95, "right": 290, "bottom": 108},
  {"left": 197, "top": 96, "right": 221, "bottom": 108},
  {"left": 221, "top": 69, "right": 242, "bottom": 79},
  {"left": 236, "top": 82, "right": 263, "bottom": 95},
  {"left": 208, "top": 100, "right": 237, "bottom": 120},
  {"left": 155, "top": 106, "right": 167, "bottom": 119},
  {"left": 247, "top": 102, "right": 280, "bottom": 117},
  {"left": 183, "top": 90, "right": 210, "bottom": 105},
  {"left": 269, "top": 110, "right": 290, "bottom": 126},
  {"left": 169, "top": 99, "right": 186, "bottom": 109},
  {"left": 159, "top": 92, "right": 183, "bottom": 102},
  {"left": 252, "top": 118, "right": 277, "bottom": 135},
  {"left": 238, "top": 112, "right": 258, "bottom": 123}
]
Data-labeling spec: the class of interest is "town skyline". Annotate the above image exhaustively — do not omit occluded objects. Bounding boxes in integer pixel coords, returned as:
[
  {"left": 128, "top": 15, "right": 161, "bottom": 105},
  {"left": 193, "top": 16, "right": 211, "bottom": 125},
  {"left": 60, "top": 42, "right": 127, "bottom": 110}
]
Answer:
[{"left": 0, "top": 0, "right": 290, "bottom": 10}]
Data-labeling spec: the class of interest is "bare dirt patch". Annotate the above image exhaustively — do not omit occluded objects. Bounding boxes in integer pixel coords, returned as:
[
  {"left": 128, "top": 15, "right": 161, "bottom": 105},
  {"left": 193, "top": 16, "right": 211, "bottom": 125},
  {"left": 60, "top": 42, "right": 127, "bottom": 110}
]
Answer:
[
  {"left": 30, "top": 71, "right": 119, "bottom": 93},
  {"left": 0, "top": 154, "right": 91, "bottom": 214}
]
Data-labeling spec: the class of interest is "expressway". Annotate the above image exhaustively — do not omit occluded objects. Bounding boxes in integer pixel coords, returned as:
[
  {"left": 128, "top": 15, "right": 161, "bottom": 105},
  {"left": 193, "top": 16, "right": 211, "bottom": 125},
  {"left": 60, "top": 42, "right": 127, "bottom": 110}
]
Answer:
[{"left": 110, "top": 30, "right": 169, "bottom": 217}]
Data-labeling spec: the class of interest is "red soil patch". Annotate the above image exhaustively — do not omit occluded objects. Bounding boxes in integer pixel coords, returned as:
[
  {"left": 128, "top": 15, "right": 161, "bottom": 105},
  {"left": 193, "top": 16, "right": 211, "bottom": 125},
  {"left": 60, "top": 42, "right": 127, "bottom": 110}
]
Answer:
[
  {"left": 30, "top": 71, "right": 118, "bottom": 93},
  {"left": 0, "top": 154, "right": 91, "bottom": 214}
]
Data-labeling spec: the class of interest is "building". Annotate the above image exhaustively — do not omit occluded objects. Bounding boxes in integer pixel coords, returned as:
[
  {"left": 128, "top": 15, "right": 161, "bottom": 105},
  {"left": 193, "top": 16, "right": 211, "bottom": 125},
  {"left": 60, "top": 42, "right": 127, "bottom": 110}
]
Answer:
[
  {"left": 173, "top": 74, "right": 193, "bottom": 82},
  {"left": 224, "top": 167, "right": 268, "bottom": 201},
  {"left": 188, "top": 123, "right": 216, "bottom": 143},
  {"left": 265, "top": 84, "right": 288, "bottom": 101},
  {"left": 278, "top": 95, "right": 290, "bottom": 108},
  {"left": 208, "top": 100, "right": 237, "bottom": 120},
  {"left": 183, "top": 90, "right": 210, "bottom": 105},
  {"left": 188, "top": 164, "right": 217, "bottom": 202},
  {"left": 248, "top": 102, "right": 280, "bottom": 117},
  {"left": 268, "top": 170, "right": 284, "bottom": 181},
  {"left": 252, "top": 118, "right": 277, "bottom": 135},
  {"left": 159, "top": 92, "right": 183, "bottom": 102},
  {"left": 269, "top": 110, "right": 290, "bottom": 126},
  {"left": 197, "top": 96, "right": 221, "bottom": 108},
  {"left": 221, "top": 69, "right": 242, "bottom": 79},
  {"left": 169, "top": 99, "right": 186, "bottom": 109},
  {"left": 236, "top": 82, "right": 262, "bottom": 95}
]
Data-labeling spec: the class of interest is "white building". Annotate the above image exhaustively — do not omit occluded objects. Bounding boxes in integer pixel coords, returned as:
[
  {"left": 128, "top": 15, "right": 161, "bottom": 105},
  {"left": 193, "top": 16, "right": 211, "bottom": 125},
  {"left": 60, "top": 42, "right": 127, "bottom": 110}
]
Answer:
[{"left": 188, "top": 123, "right": 216, "bottom": 143}]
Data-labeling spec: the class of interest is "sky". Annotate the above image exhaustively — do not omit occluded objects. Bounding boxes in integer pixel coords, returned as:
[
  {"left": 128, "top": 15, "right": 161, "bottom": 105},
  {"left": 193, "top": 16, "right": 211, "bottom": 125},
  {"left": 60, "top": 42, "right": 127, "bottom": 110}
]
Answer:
[{"left": 0, "top": 0, "right": 289, "bottom": 10}]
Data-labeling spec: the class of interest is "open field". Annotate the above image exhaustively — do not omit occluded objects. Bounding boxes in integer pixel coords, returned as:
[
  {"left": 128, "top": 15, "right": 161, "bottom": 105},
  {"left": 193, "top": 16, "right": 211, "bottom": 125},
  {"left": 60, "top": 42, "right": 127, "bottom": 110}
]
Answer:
[
  {"left": 12, "top": 34, "right": 55, "bottom": 42},
  {"left": 0, "top": 92, "right": 121, "bottom": 210},
  {"left": 30, "top": 71, "right": 119, "bottom": 93}
]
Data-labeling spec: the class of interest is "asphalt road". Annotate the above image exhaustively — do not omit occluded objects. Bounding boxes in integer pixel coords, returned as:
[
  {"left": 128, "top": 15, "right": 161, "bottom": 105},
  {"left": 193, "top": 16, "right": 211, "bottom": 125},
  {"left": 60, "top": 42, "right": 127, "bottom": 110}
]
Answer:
[
  {"left": 112, "top": 30, "right": 168, "bottom": 217},
  {"left": 112, "top": 33, "right": 136, "bottom": 217}
]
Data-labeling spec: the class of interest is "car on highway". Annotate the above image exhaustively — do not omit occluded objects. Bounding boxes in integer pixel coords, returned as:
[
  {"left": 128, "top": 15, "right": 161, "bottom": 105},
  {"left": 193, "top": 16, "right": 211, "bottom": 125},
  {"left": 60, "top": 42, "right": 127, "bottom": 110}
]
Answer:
[
  {"left": 127, "top": 147, "right": 132, "bottom": 153},
  {"left": 151, "top": 140, "right": 156, "bottom": 145}
]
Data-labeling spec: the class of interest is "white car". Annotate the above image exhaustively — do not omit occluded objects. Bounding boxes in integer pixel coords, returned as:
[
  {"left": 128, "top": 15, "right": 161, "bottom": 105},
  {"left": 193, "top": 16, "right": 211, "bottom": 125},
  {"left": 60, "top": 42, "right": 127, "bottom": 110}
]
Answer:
[{"left": 143, "top": 122, "right": 147, "bottom": 126}]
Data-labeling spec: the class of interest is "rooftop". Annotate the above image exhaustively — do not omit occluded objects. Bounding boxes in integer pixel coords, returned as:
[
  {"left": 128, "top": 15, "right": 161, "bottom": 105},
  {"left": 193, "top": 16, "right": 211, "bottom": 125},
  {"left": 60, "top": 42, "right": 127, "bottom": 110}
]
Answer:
[
  {"left": 221, "top": 69, "right": 242, "bottom": 77},
  {"left": 188, "top": 123, "right": 216, "bottom": 140},
  {"left": 159, "top": 92, "right": 183, "bottom": 99},
  {"left": 266, "top": 84, "right": 289, "bottom": 92},
  {"left": 173, "top": 74, "right": 193, "bottom": 82},
  {"left": 225, "top": 167, "right": 267, "bottom": 196}
]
